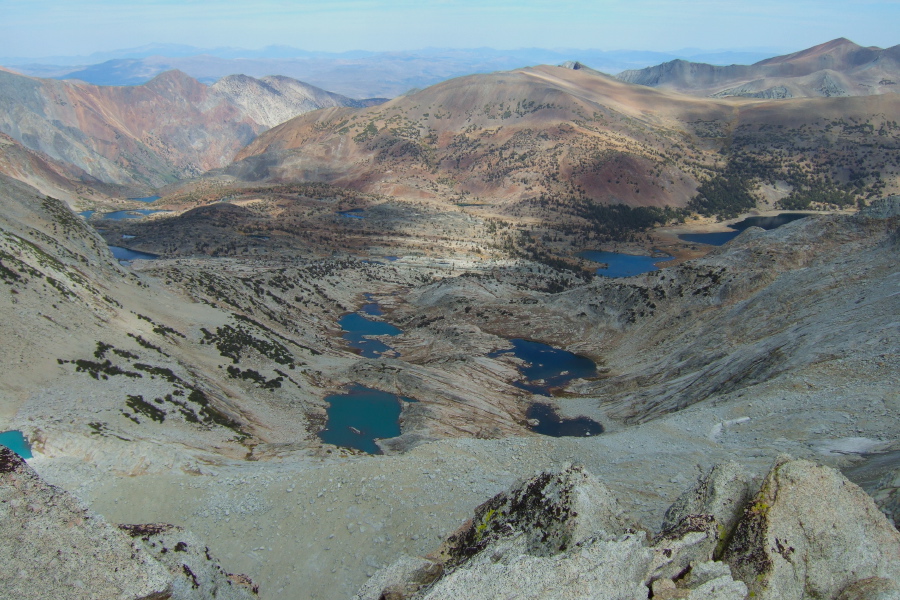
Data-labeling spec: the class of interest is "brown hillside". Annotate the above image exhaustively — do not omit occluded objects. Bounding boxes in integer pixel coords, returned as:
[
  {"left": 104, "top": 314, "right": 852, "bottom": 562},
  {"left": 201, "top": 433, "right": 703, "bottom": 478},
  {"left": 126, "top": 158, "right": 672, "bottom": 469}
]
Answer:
[
  {"left": 0, "top": 132, "right": 117, "bottom": 206},
  {"left": 230, "top": 65, "right": 900, "bottom": 217},
  {"left": 232, "top": 66, "right": 745, "bottom": 211}
]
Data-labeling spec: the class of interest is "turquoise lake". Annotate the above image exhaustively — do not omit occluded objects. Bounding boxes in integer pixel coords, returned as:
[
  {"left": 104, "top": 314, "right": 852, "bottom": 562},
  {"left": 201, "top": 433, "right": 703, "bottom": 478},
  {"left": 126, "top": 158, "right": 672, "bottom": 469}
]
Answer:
[
  {"left": 338, "top": 298, "right": 401, "bottom": 358},
  {"left": 318, "top": 385, "right": 416, "bottom": 454},
  {"left": 0, "top": 430, "right": 32, "bottom": 459}
]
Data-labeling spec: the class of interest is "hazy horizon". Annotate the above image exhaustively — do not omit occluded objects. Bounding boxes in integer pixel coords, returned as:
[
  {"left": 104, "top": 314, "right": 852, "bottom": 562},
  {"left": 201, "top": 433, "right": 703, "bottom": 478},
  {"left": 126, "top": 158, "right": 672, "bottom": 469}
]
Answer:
[{"left": 2, "top": 0, "right": 897, "bottom": 61}]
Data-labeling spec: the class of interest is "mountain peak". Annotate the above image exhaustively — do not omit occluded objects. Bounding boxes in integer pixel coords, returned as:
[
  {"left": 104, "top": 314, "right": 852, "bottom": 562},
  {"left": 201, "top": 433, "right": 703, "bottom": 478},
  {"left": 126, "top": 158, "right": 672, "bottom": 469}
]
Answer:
[
  {"left": 145, "top": 69, "right": 197, "bottom": 86},
  {"left": 143, "top": 69, "right": 208, "bottom": 97},
  {"left": 754, "top": 37, "right": 868, "bottom": 66}
]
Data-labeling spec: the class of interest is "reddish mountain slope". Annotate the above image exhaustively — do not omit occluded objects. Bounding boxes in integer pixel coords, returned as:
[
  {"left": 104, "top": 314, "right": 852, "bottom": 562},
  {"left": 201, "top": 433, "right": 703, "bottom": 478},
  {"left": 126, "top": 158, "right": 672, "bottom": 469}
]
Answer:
[
  {"left": 230, "top": 64, "right": 900, "bottom": 213},
  {"left": 0, "top": 69, "right": 381, "bottom": 192},
  {"left": 231, "top": 66, "right": 741, "bottom": 210}
]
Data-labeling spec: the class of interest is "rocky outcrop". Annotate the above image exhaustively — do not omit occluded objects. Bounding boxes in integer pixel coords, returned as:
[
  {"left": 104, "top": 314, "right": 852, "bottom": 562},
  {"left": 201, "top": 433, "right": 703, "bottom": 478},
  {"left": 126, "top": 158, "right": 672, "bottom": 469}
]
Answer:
[
  {"left": 724, "top": 457, "right": 900, "bottom": 600},
  {"left": 0, "top": 447, "right": 256, "bottom": 599},
  {"left": 359, "top": 459, "right": 900, "bottom": 600},
  {"left": 119, "top": 524, "right": 259, "bottom": 600},
  {"left": 859, "top": 194, "right": 900, "bottom": 219}
]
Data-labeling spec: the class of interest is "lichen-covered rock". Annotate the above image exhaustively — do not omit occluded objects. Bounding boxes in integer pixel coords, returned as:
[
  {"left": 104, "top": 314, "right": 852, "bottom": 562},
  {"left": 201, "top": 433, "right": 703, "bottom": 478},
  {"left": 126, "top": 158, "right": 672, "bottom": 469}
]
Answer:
[
  {"left": 651, "top": 461, "right": 752, "bottom": 581},
  {"left": 419, "top": 533, "right": 653, "bottom": 600},
  {"left": 679, "top": 574, "right": 748, "bottom": 600},
  {"left": 353, "top": 555, "right": 441, "bottom": 600},
  {"left": 836, "top": 577, "right": 900, "bottom": 600},
  {"left": 0, "top": 446, "right": 171, "bottom": 599},
  {"left": 431, "top": 464, "right": 631, "bottom": 570},
  {"left": 359, "top": 460, "right": 900, "bottom": 600},
  {"left": 650, "top": 514, "right": 720, "bottom": 581},
  {"left": 681, "top": 560, "right": 734, "bottom": 588},
  {"left": 119, "top": 524, "right": 258, "bottom": 600},
  {"left": 661, "top": 461, "right": 751, "bottom": 535},
  {"left": 724, "top": 457, "right": 900, "bottom": 600}
]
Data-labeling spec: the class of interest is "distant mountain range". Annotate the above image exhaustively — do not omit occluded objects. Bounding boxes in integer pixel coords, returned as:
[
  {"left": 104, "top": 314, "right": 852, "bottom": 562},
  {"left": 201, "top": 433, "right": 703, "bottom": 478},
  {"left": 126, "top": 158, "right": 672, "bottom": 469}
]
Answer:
[
  {"left": 2, "top": 46, "right": 785, "bottom": 99},
  {"left": 0, "top": 68, "right": 384, "bottom": 191},
  {"left": 1, "top": 38, "right": 897, "bottom": 210},
  {"left": 618, "top": 38, "right": 900, "bottom": 98}
]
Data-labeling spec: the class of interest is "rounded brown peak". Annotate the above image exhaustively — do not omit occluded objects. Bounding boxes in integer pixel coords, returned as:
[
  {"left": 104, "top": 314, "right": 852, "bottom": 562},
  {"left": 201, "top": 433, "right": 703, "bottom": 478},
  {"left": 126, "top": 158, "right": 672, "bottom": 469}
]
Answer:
[
  {"left": 754, "top": 38, "right": 869, "bottom": 66},
  {"left": 143, "top": 69, "right": 206, "bottom": 93}
]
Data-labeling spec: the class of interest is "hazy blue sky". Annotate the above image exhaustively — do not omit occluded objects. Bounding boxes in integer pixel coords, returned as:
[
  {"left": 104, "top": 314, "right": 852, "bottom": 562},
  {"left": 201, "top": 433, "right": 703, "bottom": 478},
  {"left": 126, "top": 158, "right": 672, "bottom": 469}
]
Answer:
[{"left": 2, "top": 0, "right": 898, "bottom": 58}]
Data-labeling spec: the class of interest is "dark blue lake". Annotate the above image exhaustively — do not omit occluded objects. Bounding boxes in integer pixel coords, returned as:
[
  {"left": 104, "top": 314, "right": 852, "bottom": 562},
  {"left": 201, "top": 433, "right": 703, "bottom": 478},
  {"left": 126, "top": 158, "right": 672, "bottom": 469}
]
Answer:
[
  {"left": 527, "top": 404, "right": 603, "bottom": 437},
  {"left": 108, "top": 246, "right": 159, "bottom": 261},
  {"left": 318, "top": 385, "right": 416, "bottom": 454},
  {"left": 679, "top": 213, "right": 810, "bottom": 246},
  {"left": 98, "top": 209, "right": 170, "bottom": 221},
  {"left": 679, "top": 231, "right": 742, "bottom": 246},
  {"left": 338, "top": 209, "right": 365, "bottom": 219},
  {"left": 339, "top": 301, "right": 401, "bottom": 358},
  {"left": 129, "top": 195, "right": 161, "bottom": 203},
  {"left": 578, "top": 250, "right": 674, "bottom": 278},
  {"left": 0, "top": 430, "right": 32, "bottom": 459},
  {"left": 489, "top": 338, "right": 598, "bottom": 396}
]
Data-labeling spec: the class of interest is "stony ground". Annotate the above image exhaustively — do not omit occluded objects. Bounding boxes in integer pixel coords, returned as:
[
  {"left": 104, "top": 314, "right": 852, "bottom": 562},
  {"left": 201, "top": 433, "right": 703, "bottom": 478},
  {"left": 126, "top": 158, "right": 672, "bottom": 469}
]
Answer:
[{"left": 3, "top": 174, "right": 899, "bottom": 599}]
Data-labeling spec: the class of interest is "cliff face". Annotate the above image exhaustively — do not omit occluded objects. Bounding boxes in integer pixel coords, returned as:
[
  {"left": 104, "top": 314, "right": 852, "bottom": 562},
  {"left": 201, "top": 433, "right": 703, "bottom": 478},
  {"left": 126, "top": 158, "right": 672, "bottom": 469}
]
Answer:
[{"left": 359, "top": 459, "right": 900, "bottom": 600}]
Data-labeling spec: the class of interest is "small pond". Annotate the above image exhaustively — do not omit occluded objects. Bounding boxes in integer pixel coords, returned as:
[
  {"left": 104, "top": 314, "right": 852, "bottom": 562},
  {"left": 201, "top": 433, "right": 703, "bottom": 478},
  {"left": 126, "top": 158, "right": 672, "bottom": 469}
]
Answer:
[
  {"left": 0, "top": 430, "right": 32, "bottom": 459},
  {"left": 97, "top": 209, "right": 170, "bottom": 221},
  {"left": 339, "top": 297, "right": 402, "bottom": 358},
  {"left": 318, "top": 385, "right": 416, "bottom": 454},
  {"left": 679, "top": 212, "right": 810, "bottom": 246},
  {"left": 108, "top": 245, "right": 159, "bottom": 262},
  {"left": 78, "top": 210, "right": 95, "bottom": 219},
  {"left": 338, "top": 209, "right": 365, "bottom": 219},
  {"left": 489, "top": 338, "right": 598, "bottom": 396},
  {"left": 579, "top": 250, "right": 674, "bottom": 278},
  {"left": 129, "top": 195, "right": 161, "bottom": 203},
  {"left": 527, "top": 404, "right": 603, "bottom": 437}
]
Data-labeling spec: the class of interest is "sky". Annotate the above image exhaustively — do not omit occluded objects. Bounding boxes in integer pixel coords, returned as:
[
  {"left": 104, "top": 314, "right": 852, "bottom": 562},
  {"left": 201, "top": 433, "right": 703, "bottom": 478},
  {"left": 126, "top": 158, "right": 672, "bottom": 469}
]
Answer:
[{"left": 2, "top": 0, "right": 899, "bottom": 59}]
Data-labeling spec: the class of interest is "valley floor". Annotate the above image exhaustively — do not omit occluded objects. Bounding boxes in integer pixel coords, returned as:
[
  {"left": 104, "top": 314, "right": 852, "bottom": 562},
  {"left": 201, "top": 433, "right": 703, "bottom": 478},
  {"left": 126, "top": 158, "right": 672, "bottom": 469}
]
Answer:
[{"left": 3, "top": 175, "right": 898, "bottom": 598}]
